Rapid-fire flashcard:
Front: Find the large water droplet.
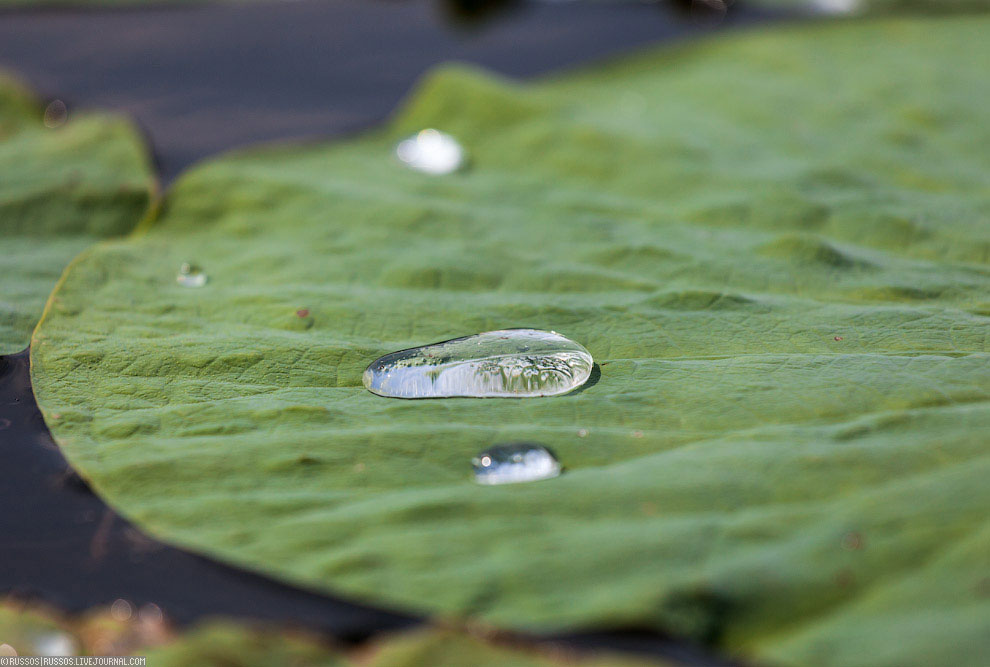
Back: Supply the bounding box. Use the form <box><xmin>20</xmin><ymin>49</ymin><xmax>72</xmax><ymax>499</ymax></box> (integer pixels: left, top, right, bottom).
<box><xmin>395</xmin><ymin>129</ymin><xmax>464</xmax><ymax>175</ymax></box>
<box><xmin>363</xmin><ymin>329</ymin><xmax>593</xmax><ymax>398</ymax></box>
<box><xmin>176</xmin><ymin>262</ymin><xmax>207</xmax><ymax>288</ymax></box>
<box><xmin>472</xmin><ymin>443</ymin><xmax>561</xmax><ymax>485</ymax></box>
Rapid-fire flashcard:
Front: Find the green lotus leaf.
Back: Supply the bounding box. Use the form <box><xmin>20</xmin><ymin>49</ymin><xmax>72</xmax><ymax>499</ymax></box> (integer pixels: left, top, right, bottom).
<box><xmin>32</xmin><ymin>16</ymin><xmax>990</xmax><ymax>667</ymax></box>
<box><xmin>364</xmin><ymin>630</ymin><xmax>666</xmax><ymax>667</ymax></box>
<box><xmin>0</xmin><ymin>72</ymin><xmax>155</xmax><ymax>354</ymax></box>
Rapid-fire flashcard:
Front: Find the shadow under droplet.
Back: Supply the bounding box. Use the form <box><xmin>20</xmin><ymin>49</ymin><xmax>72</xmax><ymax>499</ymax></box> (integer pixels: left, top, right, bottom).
<box><xmin>570</xmin><ymin>363</ymin><xmax>601</xmax><ymax>395</ymax></box>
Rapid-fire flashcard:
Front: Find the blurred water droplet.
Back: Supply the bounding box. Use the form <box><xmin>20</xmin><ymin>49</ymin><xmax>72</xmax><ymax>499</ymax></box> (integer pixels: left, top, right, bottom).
<box><xmin>43</xmin><ymin>100</ymin><xmax>67</xmax><ymax>128</ymax></box>
<box><xmin>0</xmin><ymin>644</ymin><xmax>17</xmax><ymax>657</ymax></box>
<box><xmin>472</xmin><ymin>443</ymin><xmax>560</xmax><ymax>485</ymax></box>
<box><xmin>813</xmin><ymin>0</ymin><xmax>859</xmax><ymax>14</ymax></box>
<box><xmin>176</xmin><ymin>263</ymin><xmax>207</xmax><ymax>288</ymax></box>
<box><xmin>363</xmin><ymin>329</ymin><xmax>593</xmax><ymax>398</ymax></box>
<box><xmin>577</xmin><ymin>428</ymin><xmax>589</xmax><ymax>438</ymax></box>
<box><xmin>395</xmin><ymin>129</ymin><xmax>464</xmax><ymax>175</ymax></box>
<box><xmin>138</xmin><ymin>602</ymin><xmax>163</xmax><ymax>624</ymax></box>
<box><xmin>110</xmin><ymin>598</ymin><xmax>133</xmax><ymax>621</ymax></box>
<box><xmin>33</xmin><ymin>632</ymin><xmax>78</xmax><ymax>657</ymax></box>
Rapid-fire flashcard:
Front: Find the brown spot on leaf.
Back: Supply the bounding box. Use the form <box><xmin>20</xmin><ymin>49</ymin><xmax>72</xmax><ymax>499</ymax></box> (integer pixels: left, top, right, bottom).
<box><xmin>841</xmin><ymin>531</ymin><xmax>864</xmax><ymax>550</ymax></box>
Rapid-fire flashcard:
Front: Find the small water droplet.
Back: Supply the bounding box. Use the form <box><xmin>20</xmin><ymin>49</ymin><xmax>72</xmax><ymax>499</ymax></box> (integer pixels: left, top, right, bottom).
<box><xmin>395</xmin><ymin>129</ymin><xmax>464</xmax><ymax>175</ymax></box>
<box><xmin>577</xmin><ymin>428</ymin><xmax>589</xmax><ymax>438</ymax></box>
<box><xmin>110</xmin><ymin>598</ymin><xmax>133</xmax><ymax>621</ymax></box>
<box><xmin>472</xmin><ymin>443</ymin><xmax>560</xmax><ymax>485</ymax></box>
<box><xmin>363</xmin><ymin>329</ymin><xmax>593</xmax><ymax>399</ymax></box>
<box><xmin>43</xmin><ymin>99</ymin><xmax>67</xmax><ymax>128</ymax></box>
<box><xmin>176</xmin><ymin>263</ymin><xmax>207</xmax><ymax>288</ymax></box>
<box><xmin>33</xmin><ymin>632</ymin><xmax>78</xmax><ymax>657</ymax></box>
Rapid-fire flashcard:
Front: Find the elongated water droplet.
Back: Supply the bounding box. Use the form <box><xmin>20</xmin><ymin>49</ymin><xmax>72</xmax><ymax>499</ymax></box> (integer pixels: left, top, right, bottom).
<box><xmin>363</xmin><ymin>329</ymin><xmax>593</xmax><ymax>398</ymax></box>
<box><xmin>472</xmin><ymin>443</ymin><xmax>560</xmax><ymax>485</ymax></box>
<box><xmin>176</xmin><ymin>262</ymin><xmax>207</xmax><ymax>288</ymax></box>
<box><xmin>395</xmin><ymin>129</ymin><xmax>464</xmax><ymax>175</ymax></box>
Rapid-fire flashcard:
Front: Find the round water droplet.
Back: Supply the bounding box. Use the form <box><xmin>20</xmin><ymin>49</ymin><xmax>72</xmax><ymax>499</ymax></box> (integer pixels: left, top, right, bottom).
<box><xmin>363</xmin><ymin>329</ymin><xmax>593</xmax><ymax>399</ymax></box>
<box><xmin>138</xmin><ymin>602</ymin><xmax>164</xmax><ymax>625</ymax></box>
<box><xmin>395</xmin><ymin>129</ymin><xmax>464</xmax><ymax>175</ymax></box>
<box><xmin>110</xmin><ymin>598</ymin><xmax>133</xmax><ymax>622</ymax></box>
<box><xmin>472</xmin><ymin>443</ymin><xmax>560</xmax><ymax>485</ymax></box>
<box><xmin>33</xmin><ymin>632</ymin><xmax>78</xmax><ymax>657</ymax></box>
<box><xmin>176</xmin><ymin>262</ymin><xmax>207</xmax><ymax>288</ymax></box>
<box><xmin>43</xmin><ymin>100</ymin><xmax>67</xmax><ymax>128</ymax></box>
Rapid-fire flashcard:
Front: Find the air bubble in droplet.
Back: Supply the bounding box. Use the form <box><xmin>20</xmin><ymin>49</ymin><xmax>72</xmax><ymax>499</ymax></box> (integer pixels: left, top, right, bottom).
<box><xmin>472</xmin><ymin>443</ymin><xmax>560</xmax><ymax>485</ymax></box>
<box><xmin>395</xmin><ymin>129</ymin><xmax>464</xmax><ymax>175</ymax></box>
<box><xmin>363</xmin><ymin>329</ymin><xmax>593</xmax><ymax>399</ymax></box>
<box><xmin>176</xmin><ymin>263</ymin><xmax>207</xmax><ymax>288</ymax></box>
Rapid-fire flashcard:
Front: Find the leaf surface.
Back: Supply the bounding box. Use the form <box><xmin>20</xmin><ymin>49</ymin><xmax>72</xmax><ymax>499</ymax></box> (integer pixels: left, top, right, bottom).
<box><xmin>32</xmin><ymin>17</ymin><xmax>990</xmax><ymax>667</ymax></box>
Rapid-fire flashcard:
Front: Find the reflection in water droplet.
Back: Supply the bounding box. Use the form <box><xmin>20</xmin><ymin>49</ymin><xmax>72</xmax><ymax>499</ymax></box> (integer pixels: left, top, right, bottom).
<box><xmin>176</xmin><ymin>263</ymin><xmax>207</xmax><ymax>288</ymax></box>
<box><xmin>363</xmin><ymin>329</ymin><xmax>593</xmax><ymax>398</ymax></box>
<box><xmin>33</xmin><ymin>633</ymin><xmax>78</xmax><ymax>657</ymax></box>
<box><xmin>472</xmin><ymin>443</ymin><xmax>560</xmax><ymax>485</ymax></box>
<box><xmin>43</xmin><ymin>100</ymin><xmax>67</xmax><ymax>128</ymax></box>
<box><xmin>395</xmin><ymin>129</ymin><xmax>464</xmax><ymax>175</ymax></box>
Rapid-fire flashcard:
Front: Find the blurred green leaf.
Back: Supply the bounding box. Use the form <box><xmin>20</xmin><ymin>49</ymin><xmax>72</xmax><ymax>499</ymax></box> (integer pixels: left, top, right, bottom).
<box><xmin>0</xmin><ymin>72</ymin><xmax>155</xmax><ymax>354</ymax></box>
